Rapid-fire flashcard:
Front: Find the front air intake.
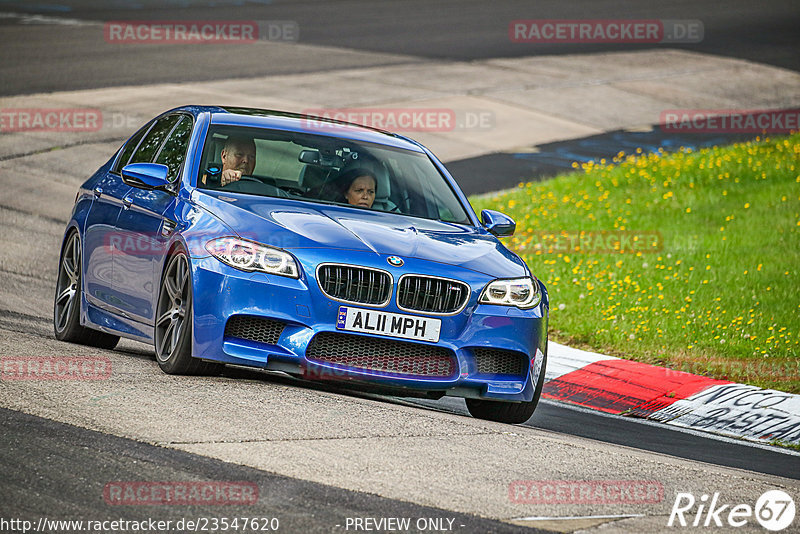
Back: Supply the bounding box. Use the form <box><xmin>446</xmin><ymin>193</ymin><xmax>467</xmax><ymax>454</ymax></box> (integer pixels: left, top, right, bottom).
<box><xmin>224</xmin><ymin>315</ymin><xmax>285</xmax><ymax>345</ymax></box>
<box><xmin>306</xmin><ymin>331</ymin><xmax>457</xmax><ymax>378</ymax></box>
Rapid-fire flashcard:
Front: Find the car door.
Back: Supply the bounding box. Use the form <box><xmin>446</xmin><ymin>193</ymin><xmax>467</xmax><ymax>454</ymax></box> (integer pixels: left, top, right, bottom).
<box><xmin>82</xmin><ymin>121</ymin><xmax>151</xmax><ymax>313</ymax></box>
<box><xmin>112</xmin><ymin>114</ymin><xmax>192</xmax><ymax>325</ymax></box>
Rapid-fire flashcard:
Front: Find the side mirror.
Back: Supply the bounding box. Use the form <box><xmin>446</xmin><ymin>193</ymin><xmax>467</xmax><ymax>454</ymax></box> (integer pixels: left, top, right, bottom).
<box><xmin>121</xmin><ymin>163</ymin><xmax>171</xmax><ymax>190</ymax></box>
<box><xmin>481</xmin><ymin>209</ymin><xmax>516</xmax><ymax>237</ymax></box>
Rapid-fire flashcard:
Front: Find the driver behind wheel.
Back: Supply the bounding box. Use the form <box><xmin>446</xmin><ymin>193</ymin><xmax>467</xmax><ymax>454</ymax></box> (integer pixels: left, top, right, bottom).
<box><xmin>220</xmin><ymin>135</ymin><xmax>256</xmax><ymax>187</ymax></box>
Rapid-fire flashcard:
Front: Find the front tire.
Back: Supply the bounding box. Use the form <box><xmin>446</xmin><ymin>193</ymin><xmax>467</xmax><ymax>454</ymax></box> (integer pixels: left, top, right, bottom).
<box><xmin>154</xmin><ymin>249</ymin><xmax>219</xmax><ymax>375</ymax></box>
<box><xmin>53</xmin><ymin>230</ymin><xmax>119</xmax><ymax>349</ymax></box>
<box><xmin>466</xmin><ymin>346</ymin><xmax>547</xmax><ymax>424</ymax></box>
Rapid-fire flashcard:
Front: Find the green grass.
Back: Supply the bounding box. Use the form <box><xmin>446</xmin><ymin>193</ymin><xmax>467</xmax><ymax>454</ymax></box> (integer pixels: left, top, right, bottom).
<box><xmin>470</xmin><ymin>135</ymin><xmax>800</xmax><ymax>393</ymax></box>
<box><xmin>770</xmin><ymin>439</ymin><xmax>800</xmax><ymax>452</ymax></box>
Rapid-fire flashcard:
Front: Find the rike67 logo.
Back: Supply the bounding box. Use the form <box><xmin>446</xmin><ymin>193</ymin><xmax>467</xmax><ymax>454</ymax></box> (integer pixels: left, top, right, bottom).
<box><xmin>668</xmin><ymin>490</ymin><xmax>795</xmax><ymax>531</ymax></box>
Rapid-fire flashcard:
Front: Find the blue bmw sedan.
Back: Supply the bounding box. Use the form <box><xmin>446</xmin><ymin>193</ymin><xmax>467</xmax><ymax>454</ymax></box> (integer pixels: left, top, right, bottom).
<box><xmin>54</xmin><ymin>106</ymin><xmax>549</xmax><ymax>423</ymax></box>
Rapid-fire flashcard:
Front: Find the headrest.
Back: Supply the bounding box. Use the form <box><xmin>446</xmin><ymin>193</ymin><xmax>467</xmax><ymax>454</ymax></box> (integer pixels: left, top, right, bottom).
<box><xmin>209</xmin><ymin>138</ymin><xmax>224</xmax><ymax>163</ymax></box>
<box><xmin>299</xmin><ymin>164</ymin><xmax>328</xmax><ymax>189</ymax></box>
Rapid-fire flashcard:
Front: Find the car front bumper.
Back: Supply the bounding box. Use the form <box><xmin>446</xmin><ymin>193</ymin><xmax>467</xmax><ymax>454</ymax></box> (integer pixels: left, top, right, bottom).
<box><xmin>190</xmin><ymin>251</ymin><xmax>548</xmax><ymax>402</ymax></box>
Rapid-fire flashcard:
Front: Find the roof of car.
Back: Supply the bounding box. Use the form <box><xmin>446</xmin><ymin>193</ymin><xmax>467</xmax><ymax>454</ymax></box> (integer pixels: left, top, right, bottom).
<box><xmin>173</xmin><ymin>105</ymin><xmax>426</xmax><ymax>152</ymax></box>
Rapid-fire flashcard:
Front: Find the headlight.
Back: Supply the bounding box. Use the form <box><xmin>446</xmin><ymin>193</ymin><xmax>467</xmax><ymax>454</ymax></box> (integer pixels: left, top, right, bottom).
<box><xmin>205</xmin><ymin>237</ymin><xmax>299</xmax><ymax>278</ymax></box>
<box><xmin>479</xmin><ymin>277</ymin><xmax>541</xmax><ymax>308</ymax></box>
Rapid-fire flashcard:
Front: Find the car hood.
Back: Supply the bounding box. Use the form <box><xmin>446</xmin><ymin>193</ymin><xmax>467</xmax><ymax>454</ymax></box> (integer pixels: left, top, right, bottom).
<box><xmin>195</xmin><ymin>192</ymin><xmax>527</xmax><ymax>278</ymax></box>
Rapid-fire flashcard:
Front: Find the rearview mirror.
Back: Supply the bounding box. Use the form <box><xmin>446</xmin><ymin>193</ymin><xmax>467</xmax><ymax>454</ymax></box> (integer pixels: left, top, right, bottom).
<box><xmin>481</xmin><ymin>209</ymin><xmax>516</xmax><ymax>237</ymax></box>
<box><xmin>298</xmin><ymin>149</ymin><xmax>320</xmax><ymax>164</ymax></box>
<box><xmin>121</xmin><ymin>163</ymin><xmax>171</xmax><ymax>190</ymax></box>
<box><xmin>298</xmin><ymin>149</ymin><xmax>344</xmax><ymax>168</ymax></box>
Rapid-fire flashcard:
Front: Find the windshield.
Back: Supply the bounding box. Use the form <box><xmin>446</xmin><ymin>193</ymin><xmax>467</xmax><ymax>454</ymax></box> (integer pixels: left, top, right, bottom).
<box><xmin>197</xmin><ymin>126</ymin><xmax>471</xmax><ymax>224</ymax></box>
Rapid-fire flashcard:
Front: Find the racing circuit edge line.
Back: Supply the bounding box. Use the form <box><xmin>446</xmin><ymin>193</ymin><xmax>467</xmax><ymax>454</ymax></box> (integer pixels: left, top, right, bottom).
<box><xmin>545</xmin><ymin>342</ymin><xmax>800</xmax><ymax>448</ymax></box>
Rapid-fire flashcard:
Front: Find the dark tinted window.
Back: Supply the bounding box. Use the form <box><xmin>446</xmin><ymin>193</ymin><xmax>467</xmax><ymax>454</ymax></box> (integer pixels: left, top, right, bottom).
<box><xmin>113</xmin><ymin>122</ymin><xmax>152</xmax><ymax>173</ymax></box>
<box><xmin>129</xmin><ymin>114</ymin><xmax>181</xmax><ymax>165</ymax></box>
<box><xmin>155</xmin><ymin>116</ymin><xmax>193</xmax><ymax>182</ymax></box>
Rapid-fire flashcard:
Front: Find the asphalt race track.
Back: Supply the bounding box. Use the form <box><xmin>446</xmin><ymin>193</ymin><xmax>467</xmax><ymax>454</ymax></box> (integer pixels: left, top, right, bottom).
<box><xmin>0</xmin><ymin>407</ymin><xmax>545</xmax><ymax>534</ymax></box>
<box><xmin>0</xmin><ymin>0</ymin><xmax>798</xmax><ymax>95</ymax></box>
<box><xmin>1</xmin><ymin>2</ymin><xmax>800</xmax><ymax>533</ymax></box>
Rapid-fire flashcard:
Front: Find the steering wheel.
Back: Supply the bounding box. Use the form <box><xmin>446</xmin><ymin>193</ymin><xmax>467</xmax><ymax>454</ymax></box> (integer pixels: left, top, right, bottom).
<box><xmin>219</xmin><ymin>175</ymin><xmax>261</xmax><ymax>187</ymax></box>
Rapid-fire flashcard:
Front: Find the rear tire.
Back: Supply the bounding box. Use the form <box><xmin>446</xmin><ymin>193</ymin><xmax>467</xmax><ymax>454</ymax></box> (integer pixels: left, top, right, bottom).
<box><xmin>53</xmin><ymin>230</ymin><xmax>120</xmax><ymax>349</ymax></box>
<box><xmin>466</xmin><ymin>345</ymin><xmax>547</xmax><ymax>424</ymax></box>
<box><xmin>154</xmin><ymin>248</ymin><xmax>220</xmax><ymax>375</ymax></box>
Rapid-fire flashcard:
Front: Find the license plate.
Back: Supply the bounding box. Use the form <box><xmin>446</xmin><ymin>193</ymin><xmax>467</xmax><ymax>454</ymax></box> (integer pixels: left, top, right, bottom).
<box><xmin>336</xmin><ymin>306</ymin><xmax>441</xmax><ymax>343</ymax></box>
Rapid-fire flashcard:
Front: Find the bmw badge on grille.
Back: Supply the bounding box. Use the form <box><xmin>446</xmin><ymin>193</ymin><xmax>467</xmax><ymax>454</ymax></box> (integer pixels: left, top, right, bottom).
<box><xmin>387</xmin><ymin>256</ymin><xmax>404</xmax><ymax>267</ymax></box>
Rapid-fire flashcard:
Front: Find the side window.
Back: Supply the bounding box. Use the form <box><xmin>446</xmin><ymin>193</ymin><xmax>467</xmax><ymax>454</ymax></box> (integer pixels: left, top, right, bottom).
<box><xmin>154</xmin><ymin>116</ymin><xmax>193</xmax><ymax>182</ymax></box>
<box><xmin>129</xmin><ymin>114</ymin><xmax>181</xmax><ymax>165</ymax></box>
<box><xmin>113</xmin><ymin>122</ymin><xmax>152</xmax><ymax>173</ymax></box>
